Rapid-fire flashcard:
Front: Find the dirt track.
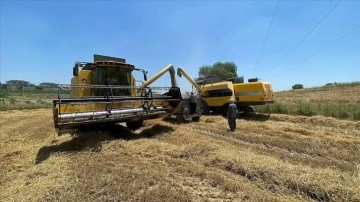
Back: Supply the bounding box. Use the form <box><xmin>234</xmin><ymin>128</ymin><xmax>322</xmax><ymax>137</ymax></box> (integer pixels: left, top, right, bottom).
<box><xmin>1</xmin><ymin>109</ymin><xmax>359</xmax><ymax>201</ymax></box>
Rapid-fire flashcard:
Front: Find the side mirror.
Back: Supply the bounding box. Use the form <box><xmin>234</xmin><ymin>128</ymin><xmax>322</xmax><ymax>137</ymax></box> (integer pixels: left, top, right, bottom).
<box><xmin>143</xmin><ymin>71</ymin><xmax>148</xmax><ymax>81</ymax></box>
<box><xmin>177</xmin><ymin>68</ymin><xmax>182</xmax><ymax>77</ymax></box>
<box><xmin>73</xmin><ymin>66</ymin><xmax>79</xmax><ymax>76</ymax></box>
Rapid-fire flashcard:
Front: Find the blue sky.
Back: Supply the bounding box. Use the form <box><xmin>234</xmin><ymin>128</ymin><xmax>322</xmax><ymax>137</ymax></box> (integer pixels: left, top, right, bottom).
<box><xmin>1</xmin><ymin>0</ymin><xmax>359</xmax><ymax>92</ymax></box>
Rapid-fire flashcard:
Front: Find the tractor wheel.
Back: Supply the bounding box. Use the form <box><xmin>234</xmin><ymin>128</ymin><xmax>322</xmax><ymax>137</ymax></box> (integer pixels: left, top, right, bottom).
<box><xmin>126</xmin><ymin>120</ymin><xmax>144</xmax><ymax>130</ymax></box>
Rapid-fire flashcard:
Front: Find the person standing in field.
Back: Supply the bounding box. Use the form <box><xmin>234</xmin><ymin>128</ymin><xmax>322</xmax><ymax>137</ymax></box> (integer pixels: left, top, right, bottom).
<box><xmin>190</xmin><ymin>92</ymin><xmax>197</xmax><ymax>114</ymax></box>
<box><xmin>227</xmin><ymin>99</ymin><xmax>238</xmax><ymax>132</ymax></box>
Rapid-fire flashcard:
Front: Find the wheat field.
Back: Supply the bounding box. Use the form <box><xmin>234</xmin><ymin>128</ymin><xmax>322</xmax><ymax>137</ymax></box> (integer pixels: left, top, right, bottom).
<box><xmin>257</xmin><ymin>83</ymin><xmax>360</xmax><ymax>120</ymax></box>
<box><xmin>1</xmin><ymin>108</ymin><xmax>359</xmax><ymax>201</ymax></box>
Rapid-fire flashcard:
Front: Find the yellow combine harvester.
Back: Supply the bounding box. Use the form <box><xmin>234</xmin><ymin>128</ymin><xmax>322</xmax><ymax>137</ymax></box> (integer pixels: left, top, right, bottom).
<box><xmin>52</xmin><ymin>54</ymin><xmax>202</xmax><ymax>133</ymax></box>
<box><xmin>177</xmin><ymin>67</ymin><xmax>274</xmax><ymax>115</ymax></box>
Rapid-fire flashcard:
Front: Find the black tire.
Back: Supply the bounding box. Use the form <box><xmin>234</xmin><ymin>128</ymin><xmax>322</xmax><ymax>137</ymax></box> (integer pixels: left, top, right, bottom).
<box><xmin>191</xmin><ymin>116</ymin><xmax>200</xmax><ymax>122</ymax></box>
<box><xmin>244</xmin><ymin>106</ymin><xmax>256</xmax><ymax>113</ymax></box>
<box><xmin>220</xmin><ymin>105</ymin><xmax>229</xmax><ymax>117</ymax></box>
<box><xmin>200</xmin><ymin>99</ymin><xmax>209</xmax><ymax>115</ymax></box>
<box><xmin>126</xmin><ymin>120</ymin><xmax>144</xmax><ymax>130</ymax></box>
<box><xmin>176</xmin><ymin>113</ymin><xmax>186</xmax><ymax>123</ymax></box>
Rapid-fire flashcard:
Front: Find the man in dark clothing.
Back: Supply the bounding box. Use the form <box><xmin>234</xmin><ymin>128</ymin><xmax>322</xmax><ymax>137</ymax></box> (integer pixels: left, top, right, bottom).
<box><xmin>227</xmin><ymin>99</ymin><xmax>238</xmax><ymax>132</ymax></box>
<box><xmin>190</xmin><ymin>92</ymin><xmax>197</xmax><ymax>114</ymax></box>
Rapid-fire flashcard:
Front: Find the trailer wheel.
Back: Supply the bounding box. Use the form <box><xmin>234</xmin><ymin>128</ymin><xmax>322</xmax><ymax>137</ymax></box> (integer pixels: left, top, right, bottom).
<box><xmin>126</xmin><ymin>120</ymin><xmax>144</xmax><ymax>130</ymax></box>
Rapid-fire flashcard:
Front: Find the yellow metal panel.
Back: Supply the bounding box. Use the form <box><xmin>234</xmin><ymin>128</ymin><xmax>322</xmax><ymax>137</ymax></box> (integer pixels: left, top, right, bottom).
<box><xmin>233</xmin><ymin>82</ymin><xmax>274</xmax><ymax>103</ymax></box>
<box><xmin>203</xmin><ymin>96</ymin><xmax>233</xmax><ymax>107</ymax></box>
<box><xmin>200</xmin><ymin>81</ymin><xmax>235</xmax><ymax>106</ymax></box>
<box><xmin>71</xmin><ymin>70</ymin><xmax>92</xmax><ymax>97</ymax></box>
<box><xmin>202</xmin><ymin>81</ymin><xmax>233</xmax><ymax>92</ymax></box>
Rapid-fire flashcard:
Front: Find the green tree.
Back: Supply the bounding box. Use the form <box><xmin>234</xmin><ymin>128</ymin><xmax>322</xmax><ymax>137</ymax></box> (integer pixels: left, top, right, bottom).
<box><xmin>292</xmin><ymin>84</ymin><xmax>304</xmax><ymax>90</ymax></box>
<box><xmin>198</xmin><ymin>61</ymin><xmax>244</xmax><ymax>83</ymax></box>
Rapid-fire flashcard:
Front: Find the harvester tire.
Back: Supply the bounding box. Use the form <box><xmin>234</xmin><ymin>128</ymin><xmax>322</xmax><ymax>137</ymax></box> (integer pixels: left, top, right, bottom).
<box><xmin>126</xmin><ymin>120</ymin><xmax>144</xmax><ymax>130</ymax></box>
<box><xmin>200</xmin><ymin>99</ymin><xmax>209</xmax><ymax>115</ymax></box>
<box><xmin>191</xmin><ymin>116</ymin><xmax>200</xmax><ymax>122</ymax></box>
<box><xmin>244</xmin><ymin>106</ymin><xmax>256</xmax><ymax>113</ymax></box>
<box><xmin>176</xmin><ymin>113</ymin><xmax>186</xmax><ymax>123</ymax></box>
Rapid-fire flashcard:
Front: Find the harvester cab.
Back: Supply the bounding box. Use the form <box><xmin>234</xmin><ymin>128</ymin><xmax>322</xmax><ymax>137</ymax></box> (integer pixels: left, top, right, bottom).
<box><xmin>52</xmin><ymin>54</ymin><xmax>202</xmax><ymax>134</ymax></box>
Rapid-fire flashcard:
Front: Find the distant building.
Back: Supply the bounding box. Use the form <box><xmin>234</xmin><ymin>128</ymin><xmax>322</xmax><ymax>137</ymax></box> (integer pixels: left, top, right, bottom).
<box><xmin>6</xmin><ymin>80</ymin><xmax>30</xmax><ymax>87</ymax></box>
<box><xmin>39</xmin><ymin>82</ymin><xmax>58</xmax><ymax>88</ymax></box>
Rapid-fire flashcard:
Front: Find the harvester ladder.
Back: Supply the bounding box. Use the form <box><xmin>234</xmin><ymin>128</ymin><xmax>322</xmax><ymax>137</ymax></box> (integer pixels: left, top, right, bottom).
<box><xmin>141</xmin><ymin>87</ymin><xmax>154</xmax><ymax>112</ymax></box>
<box><xmin>104</xmin><ymin>86</ymin><xmax>115</xmax><ymax>116</ymax></box>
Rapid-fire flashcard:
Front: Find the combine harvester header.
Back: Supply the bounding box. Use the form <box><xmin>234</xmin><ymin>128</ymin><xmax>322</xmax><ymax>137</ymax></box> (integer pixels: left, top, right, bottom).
<box><xmin>53</xmin><ymin>54</ymin><xmax>203</xmax><ymax>134</ymax></box>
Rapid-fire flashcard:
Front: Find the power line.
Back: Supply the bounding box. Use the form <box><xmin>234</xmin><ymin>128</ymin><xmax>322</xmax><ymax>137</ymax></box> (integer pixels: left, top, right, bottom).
<box><xmin>252</xmin><ymin>0</ymin><xmax>280</xmax><ymax>76</ymax></box>
<box><xmin>270</xmin><ymin>0</ymin><xmax>342</xmax><ymax>71</ymax></box>
<box><xmin>298</xmin><ymin>24</ymin><xmax>360</xmax><ymax>66</ymax></box>
<box><xmin>267</xmin><ymin>24</ymin><xmax>359</xmax><ymax>80</ymax></box>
